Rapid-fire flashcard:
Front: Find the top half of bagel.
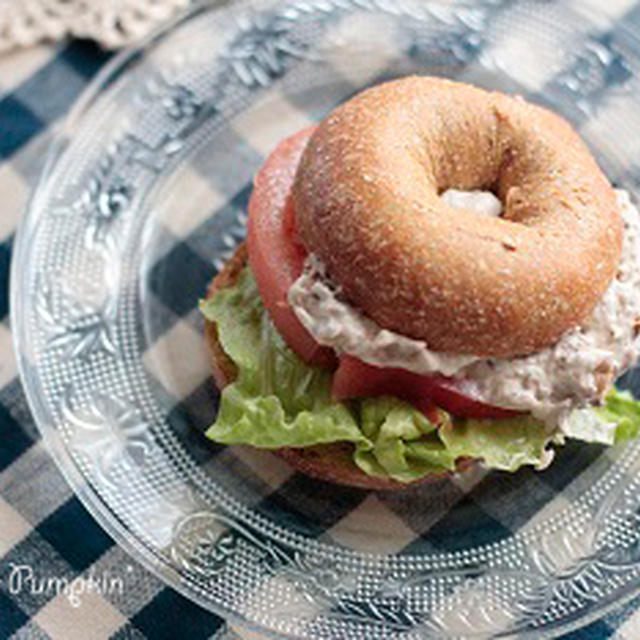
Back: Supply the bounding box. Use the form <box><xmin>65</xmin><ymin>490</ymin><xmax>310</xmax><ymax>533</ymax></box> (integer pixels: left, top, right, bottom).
<box><xmin>293</xmin><ymin>76</ymin><xmax>623</xmax><ymax>358</ymax></box>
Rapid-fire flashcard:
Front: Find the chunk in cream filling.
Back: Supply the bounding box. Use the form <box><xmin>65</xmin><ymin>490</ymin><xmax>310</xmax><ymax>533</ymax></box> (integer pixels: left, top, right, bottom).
<box><xmin>287</xmin><ymin>189</ymin><xmax>640</xmax><ymax>430</ymax></box>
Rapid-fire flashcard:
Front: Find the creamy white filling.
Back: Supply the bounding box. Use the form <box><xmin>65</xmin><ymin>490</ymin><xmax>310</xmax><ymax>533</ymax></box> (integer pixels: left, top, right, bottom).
<box><xmin>287</xmin><ymin>189</ymin><xmax>640</xmax><ymax>429</ymax></box>
<box><xmin>440</xmin><ymin>188</ymin><xmax>503</xmax><ymax>217</ymax></box>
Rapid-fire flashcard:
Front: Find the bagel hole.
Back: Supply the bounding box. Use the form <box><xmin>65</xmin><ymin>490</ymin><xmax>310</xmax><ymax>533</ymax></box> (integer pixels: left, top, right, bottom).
<box><xmin>439</xmin><ymin>186</ymin><xmax>504</xmax><ymax>218</ymax></box>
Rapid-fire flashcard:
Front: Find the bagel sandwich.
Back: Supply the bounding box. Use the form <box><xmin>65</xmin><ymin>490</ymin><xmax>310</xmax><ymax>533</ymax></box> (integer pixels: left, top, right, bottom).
<box><xmin>200</xmin><ymin>77</ymin><xmax>640</xmax><ymax>488</ymax></box>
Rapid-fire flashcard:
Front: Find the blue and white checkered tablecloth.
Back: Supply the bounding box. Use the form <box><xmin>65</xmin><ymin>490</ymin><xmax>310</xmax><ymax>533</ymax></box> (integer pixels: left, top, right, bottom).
<box><xmin>0</xmin><ymin>39</ymin><xmax>238</xmax><ymax>640</ymax></box>
<box><xmin>4</xmin><ymin>5</ymin><xmax>640</xmax><ymax>639</ymax></box>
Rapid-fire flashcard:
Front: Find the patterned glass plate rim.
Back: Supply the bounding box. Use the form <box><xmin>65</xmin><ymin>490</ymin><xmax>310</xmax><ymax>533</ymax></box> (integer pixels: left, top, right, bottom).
<box><xmin>11</xmin><ymin>0</ymin><xmax>640</xmax><ymax>637</ymax></box>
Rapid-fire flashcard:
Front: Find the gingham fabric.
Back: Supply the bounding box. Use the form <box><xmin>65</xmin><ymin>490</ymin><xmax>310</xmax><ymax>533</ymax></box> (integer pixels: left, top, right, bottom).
<box><xmin>0</xmin><ymin>39</ymin><xmax>237</xmax><ymax>640</ymax></box>
<box><xmin>4</xmin><ymin>4</ymin><xmax>640</xmax><ymax>639</ymax></box>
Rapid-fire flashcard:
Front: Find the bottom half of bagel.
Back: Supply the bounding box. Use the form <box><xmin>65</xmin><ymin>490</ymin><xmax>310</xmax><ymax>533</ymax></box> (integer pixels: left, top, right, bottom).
<box><xmin>203</xmin><ymin>242</ymin><xmax>472</xmax><ymax>490</ymax></box>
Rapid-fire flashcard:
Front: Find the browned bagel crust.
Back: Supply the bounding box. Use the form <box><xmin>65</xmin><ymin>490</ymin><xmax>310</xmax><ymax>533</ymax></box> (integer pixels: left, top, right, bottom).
<box><xmin>204</xmin><ymin>243</ymin><xmax>471</xmax><ymax>489</ymax></box>
<box><xmin>293</xmin><ymin>76</ymin><xmax>623</xmax><ymax>358</ymax></box>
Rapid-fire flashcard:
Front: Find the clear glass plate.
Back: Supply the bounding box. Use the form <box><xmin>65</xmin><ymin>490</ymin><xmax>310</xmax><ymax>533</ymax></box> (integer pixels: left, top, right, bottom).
<box><xmin>12</xmin><ymin>0</ymin><xmax>640</xmax><ymax>637</ymax></box>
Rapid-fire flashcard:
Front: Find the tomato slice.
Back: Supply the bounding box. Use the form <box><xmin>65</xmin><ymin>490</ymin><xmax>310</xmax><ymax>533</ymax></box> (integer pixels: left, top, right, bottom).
<box><xmin>247</xmin><ymin>127</ymin><xmax>336</xmax><ymax>368</ymax></box>
<box><xmin>333</xmin><ymin>355</ymin><xmax>522</xmax><ymax>419</ymax></box>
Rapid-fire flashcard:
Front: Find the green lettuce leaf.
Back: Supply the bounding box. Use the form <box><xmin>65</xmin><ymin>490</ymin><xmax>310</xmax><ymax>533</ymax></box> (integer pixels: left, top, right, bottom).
<box><xmin>200</xmin><ymin>268</ymin><xmax>365</xmax><ymax>449</ymax></box>
<box><xmin>353</xmin><ymin>398</ymin><xmax>457</xmax><ymax>482</ymax></box>
<box><xmin>200</xmin><ymin>266</ymin><xmax>639</xmax><ymax>482</ymax></box>
<box><xmin>564</xmin><ymin>389</ymin><xmax>640</xmax><ymax>446</ymax></box>
<box><xmin>440</xmin><ymin>415</ymin><xmax>551</xmax><ymax>472</ymax></box>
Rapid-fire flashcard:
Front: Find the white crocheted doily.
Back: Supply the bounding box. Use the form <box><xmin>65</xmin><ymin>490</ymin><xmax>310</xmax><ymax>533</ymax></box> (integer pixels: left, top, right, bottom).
<box><xmin>0</xmin><ymin>0</ymin><xmax>189</xmax><ymax>52</ymax></box>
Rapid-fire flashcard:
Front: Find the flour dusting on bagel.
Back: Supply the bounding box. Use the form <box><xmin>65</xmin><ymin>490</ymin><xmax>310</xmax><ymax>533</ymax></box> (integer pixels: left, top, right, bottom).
<box><xmin>200</xmin><ymin>76</ymin><xmax>640</xmax><ymax>488</ymax></box>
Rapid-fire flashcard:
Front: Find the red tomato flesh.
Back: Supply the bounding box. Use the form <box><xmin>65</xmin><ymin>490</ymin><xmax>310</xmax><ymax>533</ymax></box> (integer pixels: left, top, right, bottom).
<box><xmin>247</xmin><ymin>127</ymin><xmax>335</xmax><ymax>368</ymax></box>
<box><xmin>332</xmin><ymin>355</ymin><xmax>521</xmax><ymax>420</ymax></box>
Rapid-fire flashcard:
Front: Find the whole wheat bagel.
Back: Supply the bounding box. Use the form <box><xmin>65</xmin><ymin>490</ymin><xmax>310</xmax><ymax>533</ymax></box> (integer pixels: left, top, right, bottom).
<box><xmin>204</xmin><ymin>243</ymin><xmax>471</xmax><ymax>489</ymax></box>
<box><xmin>293</xmin><ymin>76</ymin><xmax>623</xmax><ymax>357</ymax></box>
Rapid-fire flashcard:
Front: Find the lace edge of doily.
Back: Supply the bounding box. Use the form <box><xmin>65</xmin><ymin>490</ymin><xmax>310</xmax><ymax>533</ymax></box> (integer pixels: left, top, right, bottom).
<box><xmin>0</xmin><ymin>0</ymin><xmax>190</xmax><ymax>52</ymax></box>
